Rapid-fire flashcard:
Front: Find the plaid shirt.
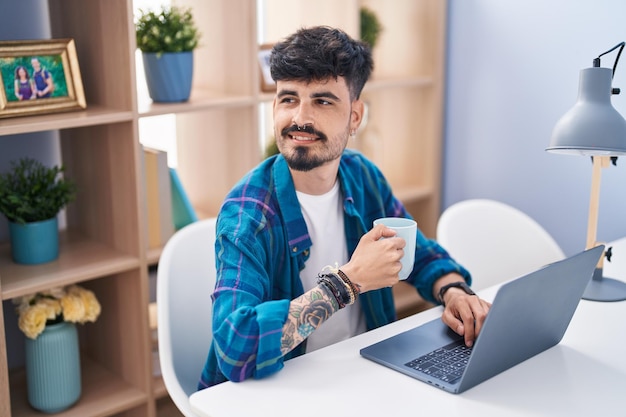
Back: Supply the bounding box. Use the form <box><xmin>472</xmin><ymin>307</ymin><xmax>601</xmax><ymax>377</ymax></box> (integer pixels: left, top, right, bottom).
<box><xmin>198</xmin><ymin>149</ymin><xmax>470</xmax><ymax>389</ymax></box>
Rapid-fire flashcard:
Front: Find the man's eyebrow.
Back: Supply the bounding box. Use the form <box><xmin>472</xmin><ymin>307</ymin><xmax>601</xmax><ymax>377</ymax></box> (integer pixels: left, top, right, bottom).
<box><xmin>276</xmin><ymin>89</ymin><xmax>297</xmax><ymax>99</ymax></box>
<box><xmin>311</xmin><ymin>91</ymin><xmax>341</xmax><ymax>101</ymax></box>
<box><xmin>276</xmin><ymin>89</ymin><xmax>341</xmax><ymax>102</ymax></box>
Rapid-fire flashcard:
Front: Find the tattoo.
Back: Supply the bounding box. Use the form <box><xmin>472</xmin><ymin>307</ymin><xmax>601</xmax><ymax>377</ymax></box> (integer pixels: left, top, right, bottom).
<box><xmin>280</xmin><ymin>285</ymin><xmax>339</xmax><ymax>355</ymax></box>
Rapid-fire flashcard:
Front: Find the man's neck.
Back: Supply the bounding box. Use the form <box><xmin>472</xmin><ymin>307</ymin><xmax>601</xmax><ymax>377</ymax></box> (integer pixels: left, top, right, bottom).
<box><xmin>290</xmin><ymin>159</ymin><xmax>340</xmax><ymax>195</ymax></box>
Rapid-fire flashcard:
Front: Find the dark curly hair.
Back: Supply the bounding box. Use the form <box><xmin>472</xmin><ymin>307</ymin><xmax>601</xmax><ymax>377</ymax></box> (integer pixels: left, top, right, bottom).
<box><xmin>269</xmin><ymin>26</ymin><xmax>373</xmax><ymax>100</ymax></box>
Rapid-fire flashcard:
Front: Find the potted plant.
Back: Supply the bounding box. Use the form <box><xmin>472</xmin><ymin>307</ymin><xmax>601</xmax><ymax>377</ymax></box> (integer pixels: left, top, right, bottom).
<box><xmin>136</xmin><ymin>5</ymin><xmax>201</xmax><ymax>102</ymax></box>
<box><xmin>360</xmin><ymin>6</ymin><xmax>383</xmax><ymax>49</ymax></box>
<box><xmin>15</xmin><ymin>284</ymin><xmax>101</xmax><ymax>412</ymax></box>
<box><xmin>0</xmin><ymin>157</ymin><xmax>76</xmax><ymax>264</ymax></box>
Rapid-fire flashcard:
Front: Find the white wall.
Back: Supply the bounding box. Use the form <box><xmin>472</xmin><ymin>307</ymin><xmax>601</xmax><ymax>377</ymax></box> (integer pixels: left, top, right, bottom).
<box><xmin>444</xmin><ymin>0</ymin><xmax>626</xmax><ymax>256</ymax></box>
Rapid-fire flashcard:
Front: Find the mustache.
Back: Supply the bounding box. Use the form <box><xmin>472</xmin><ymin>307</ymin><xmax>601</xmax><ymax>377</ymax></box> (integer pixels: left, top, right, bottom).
<box><xmin>281</xmin><ymin>124</ymin><xmax>327</xmax><ymax>140</ymax></box>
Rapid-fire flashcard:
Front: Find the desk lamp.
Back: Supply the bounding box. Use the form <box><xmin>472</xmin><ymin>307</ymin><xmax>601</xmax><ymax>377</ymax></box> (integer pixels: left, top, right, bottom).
<box><xmin>547</xmin><ymin>41</ymin><xmax>626</xmax><ymax>301</ymax></box>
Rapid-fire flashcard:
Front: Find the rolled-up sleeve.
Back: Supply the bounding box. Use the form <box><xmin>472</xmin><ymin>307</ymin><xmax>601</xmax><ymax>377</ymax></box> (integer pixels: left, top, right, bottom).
<box><xmin>211</xmin><ymin>224</ymin><xmax>291</xmax><ymax>382</ymax></box>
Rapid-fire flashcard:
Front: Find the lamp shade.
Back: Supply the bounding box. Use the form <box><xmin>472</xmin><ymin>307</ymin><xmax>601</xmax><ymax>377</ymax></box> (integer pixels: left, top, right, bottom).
<box><xmin>547</xmin><ymin>67</ymin><xmax>626</xmax><ymax>156</ymax></box>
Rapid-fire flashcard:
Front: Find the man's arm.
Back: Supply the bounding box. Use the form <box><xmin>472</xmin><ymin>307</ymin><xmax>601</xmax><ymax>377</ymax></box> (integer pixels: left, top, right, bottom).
<box><xmin>37</xmin><ymin>71</ymin><xmax>53</xmax><ymax>96</ymax></box>
<box><xmin>280</xmin><ymin>284</ymin><xmax>339</xmax><ymax>354</ymax></box>
<box><xmin>280</xmin><ymin>224</ymin><xmax>405</xmax><ymax>355</ymax></box>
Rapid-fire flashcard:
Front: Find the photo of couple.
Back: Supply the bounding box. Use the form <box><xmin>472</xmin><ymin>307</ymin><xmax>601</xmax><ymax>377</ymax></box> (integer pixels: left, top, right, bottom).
<box><xmin>1</xmin><ymin>55</ymin><xmax>67</xmax><ymax>102</ymax></box>
<box><xmin>0</xmin><ymin>38</ymin><xmax>85</xmax><ymax>119</ymax></box>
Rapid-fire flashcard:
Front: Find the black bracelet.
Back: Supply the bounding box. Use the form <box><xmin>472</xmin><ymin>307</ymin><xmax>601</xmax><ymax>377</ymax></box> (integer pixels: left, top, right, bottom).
<box><xmin>330</xmin><ymin>272</ymin><xmax>355</xmax><ymax>305</ymax></box>
<box><xmin>317</xmin><ymin>273</ymin><xmax>353</xmax><ymax>308</ymax></box>
<box><xmin>438</xmin><ymin>281</ymin><xmax>476</xmax><ymax>307</ymax></box>
<box><xmin>317</xmin><ymin>278</ymin><xmax>344</xmax><ymax>309</ymax></box>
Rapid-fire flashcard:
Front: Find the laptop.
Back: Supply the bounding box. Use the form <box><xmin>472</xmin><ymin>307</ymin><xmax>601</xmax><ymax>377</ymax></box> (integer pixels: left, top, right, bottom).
<box><xmin>360</xmin><ymin>245</ymin><xmax>604</xmax><ymax>394</ymax></box>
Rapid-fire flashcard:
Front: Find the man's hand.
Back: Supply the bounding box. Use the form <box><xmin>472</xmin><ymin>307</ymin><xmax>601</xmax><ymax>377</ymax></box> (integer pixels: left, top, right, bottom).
<box><xmin>434</xmin><ymin>273</ymin><xmax>491</xmax><ymax>347</ymax></box>
<box><xmin>441</xmin><ymin>288</ymin><xmax>491</xmax><ymax>347</ymax></box>
<box><xmin>340</xmin><ymin>224</ymin><xmax>406</xmax><ymax>293</ymax></box>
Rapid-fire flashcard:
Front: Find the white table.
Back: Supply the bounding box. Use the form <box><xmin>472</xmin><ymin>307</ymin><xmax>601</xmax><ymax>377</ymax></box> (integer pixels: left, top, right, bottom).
<box><xmin>190</xmin><ymin>240</ymin><xmax>626</xmax><ymax>417</ymax></box>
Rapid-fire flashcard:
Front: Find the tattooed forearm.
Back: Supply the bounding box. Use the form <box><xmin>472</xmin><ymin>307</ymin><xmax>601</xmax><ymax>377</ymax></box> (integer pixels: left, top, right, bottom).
<box><xmin>280</xmin><ymin>284</ymin><xmax>339</xmax><ymax>355</ymax></box>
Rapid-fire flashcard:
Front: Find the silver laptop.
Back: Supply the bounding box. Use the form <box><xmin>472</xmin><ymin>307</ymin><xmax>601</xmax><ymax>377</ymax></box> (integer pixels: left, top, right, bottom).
<box><xmin>360</xmin><ymin>245</ymin><xmax>603</xmax><ymax>394</ymax></box>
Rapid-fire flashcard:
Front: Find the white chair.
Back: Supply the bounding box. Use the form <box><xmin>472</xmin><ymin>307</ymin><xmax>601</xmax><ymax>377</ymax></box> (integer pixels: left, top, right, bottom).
<box><xmin>436</xmin><ymin>199</ymin><xmax>565</xmax><ymax>290</ymax></box>
<box><xmin>157</xmin><ymin>218</ymin><xmax>217</xmax><ymax>417</ymax></box>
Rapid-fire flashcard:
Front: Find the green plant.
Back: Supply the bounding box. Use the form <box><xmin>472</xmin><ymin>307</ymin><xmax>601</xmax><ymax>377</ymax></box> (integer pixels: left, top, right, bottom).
<box><xmin>360</xmin><ymin>7</ymin><xmax>383</xmax><ymax>49</ymax></box>
<box><xmin>135</xmin><ymin>5</ymin><xmax>201</xmax><ymax>54</ymax></box>
<box><xmin>264</xmin><ymin>137</ymin><xmax>279</xmax><ymax>159</ymax></box>
<box><xmin>0</xmin><ymin>157</ymin><xmax>77</xmax><ymax>225</ymax></box>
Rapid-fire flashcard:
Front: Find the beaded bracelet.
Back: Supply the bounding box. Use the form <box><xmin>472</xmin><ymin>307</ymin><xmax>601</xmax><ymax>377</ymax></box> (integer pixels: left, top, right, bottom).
<box><xmin>336</xmin><ymin>269</ymin><xmax>360</xmax><ymax>297</ymax></box>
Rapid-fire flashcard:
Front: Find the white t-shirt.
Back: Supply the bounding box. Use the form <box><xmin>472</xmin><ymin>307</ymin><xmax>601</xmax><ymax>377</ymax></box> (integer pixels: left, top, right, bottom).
<box><xmin>296</xmin><ymin>180</ymin><xmax>367</xmax><ymax>353</ymax></box>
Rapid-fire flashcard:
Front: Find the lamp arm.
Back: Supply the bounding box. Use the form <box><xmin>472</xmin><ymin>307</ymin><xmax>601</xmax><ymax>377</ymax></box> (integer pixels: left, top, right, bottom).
<box><xmin>586</xmin><ymin>156</ymin><xmax>611</xmax><ymax>267</ymax></box>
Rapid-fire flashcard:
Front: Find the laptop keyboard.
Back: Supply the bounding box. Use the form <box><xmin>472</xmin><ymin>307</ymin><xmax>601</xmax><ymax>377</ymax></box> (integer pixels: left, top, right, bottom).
<box><xmin>404</xmin><ymin>340</ymin><xmax>473</xmax><ymax>384</ymax></box>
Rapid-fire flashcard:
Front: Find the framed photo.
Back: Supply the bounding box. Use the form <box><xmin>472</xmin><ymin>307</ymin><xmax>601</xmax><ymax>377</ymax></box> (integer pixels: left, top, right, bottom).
<box><xmin>0</xmin><ymin>38</ymin><xmax>86</xmax><ymax>119</ymax></box>
<box><xmin>258</xmin><ymin>43</ymin><xmax>276</xmax><ymax>93</ymax></box>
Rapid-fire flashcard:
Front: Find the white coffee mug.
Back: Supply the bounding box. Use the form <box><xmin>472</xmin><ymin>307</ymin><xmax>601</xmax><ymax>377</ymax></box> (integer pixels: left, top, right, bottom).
<box><xmin>373</xmin><ymin>217</ymin><xmax>417</xmax><ymax>280</ymax></box>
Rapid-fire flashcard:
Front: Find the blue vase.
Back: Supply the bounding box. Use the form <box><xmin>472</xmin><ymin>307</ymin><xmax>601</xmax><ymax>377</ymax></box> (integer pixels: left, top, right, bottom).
<box><xmin>8</xmin><ymin>217</ymin><xmax>59</xmax><ymax>265</ymax></box>
<box><xmin>142</xmin><ymin>52</ymin><xmax>194</xmax><ymax>102</ymax></box>
<box><xmin>25</xmin><ymin>321</ymin><xmax>82</xmax><ymax>413</ymax></box>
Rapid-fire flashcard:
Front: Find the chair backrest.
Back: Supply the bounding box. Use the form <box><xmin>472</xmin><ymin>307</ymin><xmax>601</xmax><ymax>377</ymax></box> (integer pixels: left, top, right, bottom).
<box><xmin>157</xmin><ymin>218</ymin><xmax>217</xmax><ymax>417</ymax></box>
<box><xmin>436</xmin><ymin>199</ymin><xmax>565</xmax><ymax>290</ymax></box>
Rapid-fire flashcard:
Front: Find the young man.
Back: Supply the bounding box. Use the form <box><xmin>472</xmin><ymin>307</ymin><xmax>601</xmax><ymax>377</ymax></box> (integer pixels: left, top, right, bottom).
<box><xmin>199</xmin><ymin>26</ymin><xmax>490</xmax><ymax>389</ymax></box>
<box><xmin>31</xmin><ymin>57</ymin><xmax>54</xmax><ymax>98</ymax></box>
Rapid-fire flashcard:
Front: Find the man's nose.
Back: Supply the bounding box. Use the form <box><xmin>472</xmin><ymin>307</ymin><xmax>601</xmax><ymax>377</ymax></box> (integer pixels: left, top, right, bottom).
<box><xmin>292</xmin><ymin>102</ymin><xmax>315</xmax><ymax>127</ymax></box>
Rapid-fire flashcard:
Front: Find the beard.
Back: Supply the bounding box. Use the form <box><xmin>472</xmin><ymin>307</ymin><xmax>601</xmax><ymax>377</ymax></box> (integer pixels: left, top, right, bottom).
<box><xmin>277</xmin><ymin>124</ymin><xmax>349</xmax><ymax>172</ymax></box>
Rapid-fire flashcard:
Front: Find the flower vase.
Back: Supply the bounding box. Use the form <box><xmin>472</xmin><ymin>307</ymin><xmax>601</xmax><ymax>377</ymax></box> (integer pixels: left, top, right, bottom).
<box><xmin>142</xmin><ymin>51</ymin><xmax>194</xmax><ymax>102</ymax></box>
<box><xmin>8</xmin><ymin>217</ymin><xmax>59</xmax><ymax>265</ymax></box>
<box><xmin>25</xmin><ymin>321</ymin><xmax>81</xmax><ymax>413</ymax></box>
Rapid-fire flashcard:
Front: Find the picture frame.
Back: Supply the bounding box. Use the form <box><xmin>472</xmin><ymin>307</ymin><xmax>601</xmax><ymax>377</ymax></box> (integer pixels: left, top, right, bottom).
<box><xmin>0</xmin><ymin>38</ymin><xmax>86</xmax><ymax>119</ymax></box>
<box><xmin>258</xmin><ymin>43</ymin><xmax>276</xmax><ymax>93</ymax></box>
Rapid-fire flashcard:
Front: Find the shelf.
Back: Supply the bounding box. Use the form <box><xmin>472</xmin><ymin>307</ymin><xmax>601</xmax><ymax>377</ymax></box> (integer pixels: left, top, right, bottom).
<box><xmin>393</xmin><ymin>185</ymin><xmax>434</xmax><ymax>205</ymax></box>
<box><xmin>9</xmin><ymin>356</ymin><xmax>147</xmax><ymax>417</ymax></box>
<box><xmin>0</xmin><ymin>231</ymin><xmax>140</xmax><ymax>300</ymax></box>
<box><xmin>153</xmin><ymin>375</ymin><xmax>168</xmax><ymax>399</ymax></box>
<box><xmin>138</xmin><ymin>89</ymin><xmax>257</xmax><ymax>118</ymax></box>
<box><xmin>147</xmin><ymin>247</ymin><xmax>163</xmax><ymax>266</ymax></box>
<box><xmin>0</xmin><ymin>106</ymin><xmax>134</xmax><ymax>137</ymax></box>
<box><xmin>364</xmin><ymin>75</ymin><xmax>434</xmax><ymax>92</ymax></box>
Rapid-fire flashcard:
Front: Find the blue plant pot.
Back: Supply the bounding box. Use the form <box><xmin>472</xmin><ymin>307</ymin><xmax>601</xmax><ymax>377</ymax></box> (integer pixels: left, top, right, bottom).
<box><xmin>25</xmin><ymin>321</ymin><xmax>82</xmax><ymax>413</ymax></box>
<box><xmin>8</xmin><ymin>217</ymin><xmax>59</xmax><ymax>265</ymax></box>
<box><xmin>142</xmin><ymin>52</ymin><xmax>194</xmax><ymax>102</ymax></box>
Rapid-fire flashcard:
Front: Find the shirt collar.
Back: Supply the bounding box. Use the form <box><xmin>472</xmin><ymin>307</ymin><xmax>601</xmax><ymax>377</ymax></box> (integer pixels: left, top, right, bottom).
<box><xmin>273</xmin><ymin>155</ymin><xmax>312</xmax><ymax>256</ymax></box>
<box><xmin>272</xmin><ymin>152</ymin><xmax>361</xmax><ymax>256</ymax></box>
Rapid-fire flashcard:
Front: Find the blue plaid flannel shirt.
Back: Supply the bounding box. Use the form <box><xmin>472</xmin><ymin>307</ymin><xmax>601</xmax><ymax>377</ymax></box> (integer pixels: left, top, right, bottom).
<box><xmin>198</xmin><ymin>149</ymin><xmax>470</xmax><ymax>389</ymax></box>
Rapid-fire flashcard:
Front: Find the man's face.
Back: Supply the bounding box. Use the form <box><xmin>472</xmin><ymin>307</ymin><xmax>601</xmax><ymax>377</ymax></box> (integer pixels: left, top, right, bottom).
<box><xmin>273</xmin><ymin>77</ymin><xmax>361</xmax><ymax>172</ymax></box>
<box><xmin>31</xmin><ymin>59</ymin><xmax>40</xmax><ymax>71</ymax></box>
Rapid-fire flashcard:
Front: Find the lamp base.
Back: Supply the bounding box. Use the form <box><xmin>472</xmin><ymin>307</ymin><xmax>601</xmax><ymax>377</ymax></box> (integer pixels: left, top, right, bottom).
<box><xmin>582</xmin><ymin>268</ymin><xmax>626</xmax><ymax>302</ymax></box>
